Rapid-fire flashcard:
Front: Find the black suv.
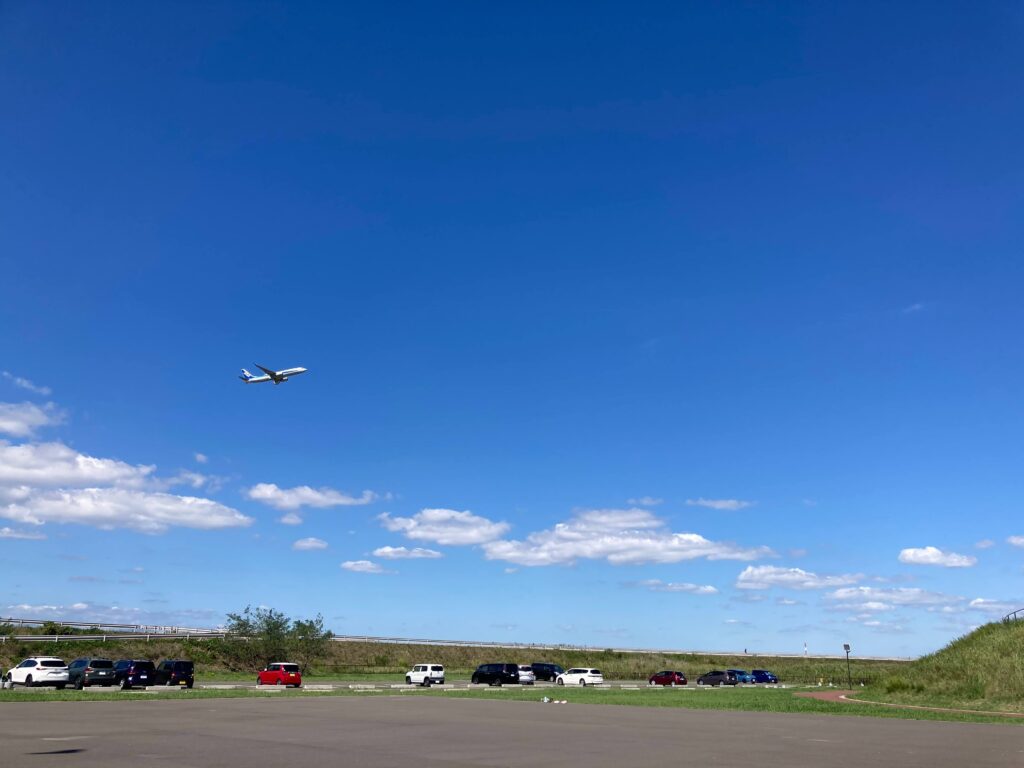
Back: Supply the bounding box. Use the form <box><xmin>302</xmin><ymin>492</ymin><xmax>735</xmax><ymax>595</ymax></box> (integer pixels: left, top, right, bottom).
<box><xmin>471</xmin><ymin>663</ymin><xmax>520</xmax><ymax>686</ymax></box>
<box><xmin>530</xmin><ymin>662</ymin><xmax>565</xmax><ymax>682</ymax></box>
<box><xmin>154</xmin><ymin>659</ymin><xmax>194</xmax><ymax>688</ymax></box>
<box><xmin>68</xmin><ymin>658</ymin><xmax>116</xmax><ymax>688</ymax></box>
<box><xmin>113</xmin><ymin>659</ymin><xmax>156</xmax><ymax>690</ymax></box>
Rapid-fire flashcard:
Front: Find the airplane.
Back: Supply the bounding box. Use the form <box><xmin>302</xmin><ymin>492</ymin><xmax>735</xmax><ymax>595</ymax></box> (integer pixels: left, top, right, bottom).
<box><xmin>239</xmin><ymin>364</ymin><xmax>308</xmax><ymax>385</ymax></box>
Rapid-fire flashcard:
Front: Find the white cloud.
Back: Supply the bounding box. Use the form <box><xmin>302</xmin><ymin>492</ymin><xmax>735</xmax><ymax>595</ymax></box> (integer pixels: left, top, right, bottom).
<box><xmin>0</xmin><ymin>526</ymin><xmax>46</xmax><ymax>540</ymax></box>
<box><xmin>827</xmin><ymin>586</ymin><xmax>961</xmax><ymax>613</ymax></box>
<box><xmin>341</xmin><ymin>560</ymin><xmax>385</xmax><ymax>574</ymax></box>
<box><xmin>278</xmin><ymin>512</ymin><xmax>303</xmax><ymax>525</ymax></box>
<box><xmin>898</xmin><ymin>546</ymin><xmax>976</xmax><ymax>568</ymax></box>
<box><xmin>1008</xmin><ymin>536</ymin><xmax>1024</xmax><ymax>548</ymax></box>
<box><xmin>635</xmin><ymin>579</ymin><xmax>718</xmax><ymax>595</ymax></box>
<box><xmin>2</xmin><ymin>372</ymin><xmax>52</xmax><ymax>396</ymax></box>
<box><xmin>0</xmin><ymin>403</ymin><xmax>64</xmax><ymax>438</ymax></box>
<box><xmin>626</xmin><ymin>496</ymin><xmax>663</xmax><ymax>506</ymax></box>
<box><xmin>736</xmin><ymin>565</ymin><xmax>861</xmax><ymax>590</ymax></box>
<box><xmin>481</xmin><ymin>508</ymin><xmax>773</xmax><ymax>567</ymax></box>
<box><xmin>246</xmin><ymin>483</ymin><xmax>378</xmax><ymax>510</ymax></box>
<box><xmin>194</xmin><ymin>453</ymin><xmax>208</xmax><ymax>464</ymax></box>
<box><xmin>372</xmin><ymin>545</ymin><xmax>443</xmax><ymax>560</ymax></box>
<box><xmin>1</xmin><ymin>487</ymin><xmax>252</xmax><ymax>534</ymax></box>
<box><xmin>776</xmin><ymin>597</ymin><xmax>802</xmax><ymax>606</ymax></box>
<box><xmin>0</xmin><ymin>440</ymin><xmax>154</xmax><ymax>488</ymax></box>
<box><xmin>967</xmin><ymin>598</ymin><xmax>1019</xmax><ymax>616</ymax></box>
<box><xmin>685</xmin><ymin>498</ymin><xmax>754</xmax><ymax>511</ymax></box>
<box><xmin>379</xmin><ymin>508</ymin><xmax>510</xmax><ymax>545</ymax></box>
<box><xmin>293</xmin><ymin>537</ymin><xmax>328</xmax><ymax>551</ymax></box>
<box><xmin>902</xmin><ymin>302</ymin><xmax>925</xmax><ymax>314</ymax></box>
<box><xmin>975</xmin><ymin>539</ymin><xmax>994</xmax><ymax>550</ymax></box>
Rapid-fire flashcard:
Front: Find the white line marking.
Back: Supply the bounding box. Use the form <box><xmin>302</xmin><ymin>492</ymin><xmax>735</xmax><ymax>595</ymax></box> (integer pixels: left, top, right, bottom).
<box><xmin>42</xmin><ymin>736</ymin><xmax>92</xmax><ymax>742</ymax></box>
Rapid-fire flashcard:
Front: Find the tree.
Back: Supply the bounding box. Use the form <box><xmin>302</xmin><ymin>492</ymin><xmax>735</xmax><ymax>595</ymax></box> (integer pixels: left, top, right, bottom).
<box><xmin>224</xmin><ymin>606</ymin><xmax>291</xmax><ymax>670</ymax></box>
<box><xmin>289</xmin><ymin>614</ymin><xmax>332</xmax><ymax>674</ymax></box>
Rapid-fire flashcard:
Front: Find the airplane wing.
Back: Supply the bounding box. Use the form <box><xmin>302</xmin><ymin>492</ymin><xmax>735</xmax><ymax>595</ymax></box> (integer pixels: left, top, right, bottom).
<box><xmin>254</xmin><ymin>364</ymin><xmax>278</xmax><ymax>377</ymax></box>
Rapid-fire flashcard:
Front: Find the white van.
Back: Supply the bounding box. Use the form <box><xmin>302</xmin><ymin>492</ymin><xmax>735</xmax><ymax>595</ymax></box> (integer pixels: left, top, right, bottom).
<box><xmin>406</xmin><ymin>663</ymin><xmax>445</xmax><ymax>686</ymax></box>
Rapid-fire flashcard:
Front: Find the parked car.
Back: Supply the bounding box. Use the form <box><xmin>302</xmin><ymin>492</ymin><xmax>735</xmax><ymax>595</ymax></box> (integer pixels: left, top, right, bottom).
<box><xmin>68</xmin><ymin>658</ymin><xmax>116</xmax><ymax>688</ymax></box>
<box><xmin>471</xmin><ymin>663</ymin><xmax>520</xmax><ymax>686</ymax></box>
<box><xmin>113</xmin><ymin>659</ymin><xmax>156</xmax><ymax>690</ymax></box>
<box><xmin>406</xmin><ymin>663</ymin><xmax>445</xmax><ymax>686</ymax></box>
<box><xmin>517</xmin><ymin>665</ymin><xmax>536</xmax><ymax>685</ymax></box>
<box><xmin>154</xmin><ymin>659</ymin><xmax>194</xmax><ymax>688</ymax></box>
<box><xmin>530</xmin><ymin>662</ymin><xmax>565</xmax><ymax>682</ymax></box>
<box><xmin>697</xmin><ymin>670</ymin><xmax>738</xmax><ymax>686</ymax></box>
<box><xmin>648</xmin><ymin>670</ymin><xmax>688</xmax><ymax>687</ymax></box>
<box><xmin>751</xmin><ymin>669</ymin><xmax>779</xmax><ymax>684</ymax></box>
<box><xmin>257</xmin><ymin>662</ymin><xmax>302</xmax><ymax>687</ymax></box>
<box><xmin>556</xmin><ymin>668</ymin><xmax>603</xmax><ymax>686</ymax></box>
<box><xmin>727</xmin><ymin>669</ymin><xmax>755</xmax><ymax>684</ymax></box>
<box><xmin>4</xmin><ymin>657</ymin><xmax>69</xmax><ymax>688</ymax></box>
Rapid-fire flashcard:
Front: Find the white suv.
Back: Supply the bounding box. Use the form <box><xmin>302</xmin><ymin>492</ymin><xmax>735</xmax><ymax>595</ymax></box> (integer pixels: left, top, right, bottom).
<box><xmin>5</xmin><ymin>657</ymin><xmax>70</xmax><ymax>688</ymax></box>
<box><xmin>405</xmin><ymin>663</ymin><xmax>445</xmax><ymax>686</ymax></box>
<box><xmin>556</xmin><ymin>668</ymin><xmax>603</xmax><ymax>686</ymax></box>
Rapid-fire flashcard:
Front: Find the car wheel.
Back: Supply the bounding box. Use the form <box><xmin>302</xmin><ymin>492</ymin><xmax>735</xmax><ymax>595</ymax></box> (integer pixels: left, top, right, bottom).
<box><xmin>257</xmin><ymin>678</ymin><xmax>262</xmax><ymax>686</ymax></box>
<box><xmin>186</xmin><ymin>682</ymin><xmax>193</xmax><ymax>689</ymax></box>
<box><xmin>275</xmin><ymin>679</ymin><xmax>281</xmax><ymax>685</ymax></box>
<box><xmin>406</xmin><ymin>676</ymin><xmax>412</xmax><ymax>684</ymax></box>
<box><xmin>491</xmin><ymin>678</ymin><xmax>502</xmax><ymax>687</ymax></box>
<box><xmin>471</xmin><ymin>675</ymin><xmax>479</xmax><ymax>684</ymax></box>
<box><xmin>120</xmin><ymin>678</ymin><xmax>130</xmax><ymax>691</ymax></box>
<box><xmin>556</xmin><ymin>678</ymin><xmax>564</xmax><ymax>686</ymax></box>
<box><xmin>670</xmin><ymin>681</ymin><xmax>676</xmax><ymax>687</ymax></box>
<box><xmin>75</xmin><ymin>676</ymin><xmax>84</xmax><ymax>690</ymax></box>
<box><xmin>25</xmin><ymin>675</ymin><xmax>34</xmax><ymax>688</ymax></box>
<box><xmin>579</xmin><ymin>679</ymin><xmax>586</xmax><ymax>687</ymax></box>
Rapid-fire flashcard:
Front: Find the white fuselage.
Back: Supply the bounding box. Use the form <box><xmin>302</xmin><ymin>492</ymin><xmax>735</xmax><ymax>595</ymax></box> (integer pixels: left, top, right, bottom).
<box><xmin>241</xmin><ymin>366</ymin><xmax>308</xmax><ymax>384</ymax></box>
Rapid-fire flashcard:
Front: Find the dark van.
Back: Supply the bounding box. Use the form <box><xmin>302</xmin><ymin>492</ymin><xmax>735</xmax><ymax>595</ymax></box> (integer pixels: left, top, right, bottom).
<box><xmin>113</xmin><ymin>659</ymin><xmax>156</xmax><ymax>689</ymax></box>
<box><xmin>154</xmin><ymin>659</ymin><xmax>194</xmax><ymax>688</ymax></box>
<box><xmin>471</xmin><ymin>663</ymin><xmax>520</xmax><ymax>686</ymax></box>
<box><xmin>530</xmin><ymin>662</ymin><xmax>565</xmax><ymax>682</ymax></box>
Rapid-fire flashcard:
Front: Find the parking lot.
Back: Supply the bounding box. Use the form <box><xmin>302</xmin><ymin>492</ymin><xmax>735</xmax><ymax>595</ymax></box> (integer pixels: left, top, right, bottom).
<box><xmin>2</xmin><ymin>693</ymin><xmax>1021</xmax><ymax>767</ymax></box>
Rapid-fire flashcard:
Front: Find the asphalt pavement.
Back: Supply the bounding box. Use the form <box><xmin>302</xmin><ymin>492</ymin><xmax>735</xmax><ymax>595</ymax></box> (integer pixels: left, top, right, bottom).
<box><xmin>2</xmin><ymin>695</ymin><xmax>1021</xmax><ymax>767</ymax></box>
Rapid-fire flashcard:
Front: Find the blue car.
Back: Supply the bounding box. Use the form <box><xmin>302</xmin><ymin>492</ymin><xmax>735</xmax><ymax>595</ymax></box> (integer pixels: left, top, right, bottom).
<box><xmin>727</xmin><ymin>669</ymin><xmax>755</xmax><ymax>684</ymax></box>
<box><xmin>750</xmin><ymin>669</ymin><xmax>778</xmax><ymax>684</ymax></box>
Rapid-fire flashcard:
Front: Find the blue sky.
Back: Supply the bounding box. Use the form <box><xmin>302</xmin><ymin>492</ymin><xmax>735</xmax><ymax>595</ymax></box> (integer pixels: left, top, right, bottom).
<box><xmin>2</xmin><ymin>2</ymin><xmax>1023</xmax><ymax>657</ymax></box>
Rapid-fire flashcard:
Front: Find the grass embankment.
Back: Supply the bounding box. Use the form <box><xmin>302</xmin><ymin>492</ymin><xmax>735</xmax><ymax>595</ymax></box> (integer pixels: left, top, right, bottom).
<box><xmin>859</xmin><ymin>619</ymin><xmax>1024</xmax><ymax>713</ymax></box>
<box><xmin>0</xmin><ymin>635</ymin><xmax>905</xmax><ymax>685</ymax></box>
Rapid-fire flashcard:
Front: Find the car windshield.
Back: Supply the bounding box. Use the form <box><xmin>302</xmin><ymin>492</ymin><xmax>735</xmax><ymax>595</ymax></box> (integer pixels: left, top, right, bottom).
<box><xmin>91</xmin><ymin>660</ymin><xmax>114</xmax><ymax>668</ymax></box>
<box><xmin>173</xmin><ymin>662</ymin><xmax>193</xmax><ymax>671</ymax></box>
<box><xmin>134</xmin><ymin>662</ymin><xmax>155</xmax><ymax>671</ymax></box>
<box><xmin>39</xmin><ymin>660</ymin><xmax>66</xmax><ymax>667</ymax></box>
<box><xmin>281</xmin><ymin>664</ymin><xmax>299</xmax><ymax>672</ymax></box>
<box><xmin>431</xmin><ymin>666</ymin><xmax>443</xmax><ymax>672</ymax></box>
<box><xmin>590</xmin><ymin>670</ymin><xmax>601</xmax><ymax>675</ymax></box>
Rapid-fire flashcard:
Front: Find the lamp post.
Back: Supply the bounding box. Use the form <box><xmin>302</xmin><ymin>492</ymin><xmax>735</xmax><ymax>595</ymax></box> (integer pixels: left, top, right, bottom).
<box><xmin>843</xmin><ymin>643</ymin><xmax>852</xmax><ymax>689</ymax></box>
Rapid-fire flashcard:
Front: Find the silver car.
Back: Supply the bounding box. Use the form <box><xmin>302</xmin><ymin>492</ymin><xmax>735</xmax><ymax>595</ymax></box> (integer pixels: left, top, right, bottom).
<box><xmin>517</xmin><ymin>665</ymin><xmax>536</xmax><ymax>685</ymax></box>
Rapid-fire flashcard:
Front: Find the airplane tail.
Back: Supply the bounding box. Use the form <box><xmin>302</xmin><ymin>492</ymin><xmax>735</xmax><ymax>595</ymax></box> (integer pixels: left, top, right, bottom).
<box><xmin>239</xmin><ymin>368</ymin><xmax>255</xmax><ymax>382</ymax></box>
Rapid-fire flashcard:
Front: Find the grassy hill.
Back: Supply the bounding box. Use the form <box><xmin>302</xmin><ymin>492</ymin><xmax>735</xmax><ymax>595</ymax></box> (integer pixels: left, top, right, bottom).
<box><xmin>0</xmin><ymin>633</ymin><xmax>906</xmax><ymax>685</ymax></box>
<box><xmin>863</xmin><ymin>619</ymin><xmax>1024</xmax><ymax>713</ymax></box>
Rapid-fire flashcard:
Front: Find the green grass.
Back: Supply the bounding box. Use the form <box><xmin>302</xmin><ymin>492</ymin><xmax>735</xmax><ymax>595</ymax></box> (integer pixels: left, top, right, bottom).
<box><xmin>867</xmin><ymin>619</ymin><xmax>1024</xmax><ymax>713</ymax></box>
<box><xmin>2</xmin><ymin>683</ymin><xmax>1020</xmax><ymax>725</ymax></box>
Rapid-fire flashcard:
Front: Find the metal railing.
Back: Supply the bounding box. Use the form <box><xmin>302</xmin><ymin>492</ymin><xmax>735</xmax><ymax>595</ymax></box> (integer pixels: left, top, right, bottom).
<box><xmin>1003</xmin><ymin>608</ymin><xmax>1024</xmax><ymax>622</ymax></box>
<box><xmin>0</xmin><ymin>617</ymin><xmax>223</xmax><ymax>635</ymax></box>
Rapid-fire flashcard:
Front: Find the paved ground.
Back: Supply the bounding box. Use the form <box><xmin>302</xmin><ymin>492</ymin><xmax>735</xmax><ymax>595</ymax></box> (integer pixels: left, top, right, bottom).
<box><xmin>2</xmin><ymin>695</ymin><xmax>1022</xmax><ymax>767</ymax></box>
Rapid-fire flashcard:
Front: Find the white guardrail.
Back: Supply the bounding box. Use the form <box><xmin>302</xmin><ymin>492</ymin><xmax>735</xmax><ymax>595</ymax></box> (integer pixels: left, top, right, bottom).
<box><xmin>0</xmin><ymin>617</ymin><xmax>911</xmax><ymax>660</ymax></box>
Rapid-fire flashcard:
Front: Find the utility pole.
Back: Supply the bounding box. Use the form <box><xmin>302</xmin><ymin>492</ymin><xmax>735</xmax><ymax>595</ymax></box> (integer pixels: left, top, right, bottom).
<box><xmin>843</xmin><ymin>643</ymin><xmax>852</xmax><ymax>689</ymax></box>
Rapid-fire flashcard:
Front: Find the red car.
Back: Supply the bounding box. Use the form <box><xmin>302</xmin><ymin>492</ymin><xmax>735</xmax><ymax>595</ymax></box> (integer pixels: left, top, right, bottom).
<box><xmin>648</xmin><ymin>670</ymin><xmax>688</xmax><ymax>687</ymax></box>
<box><xmin>257</xmin><ymin>662</ymin><xmax>302</xmax><ymax>687</ymax></box>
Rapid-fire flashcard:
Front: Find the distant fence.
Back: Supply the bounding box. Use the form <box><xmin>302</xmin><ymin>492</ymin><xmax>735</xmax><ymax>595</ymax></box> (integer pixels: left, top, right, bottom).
<box><xmin>0</xmin><ymin>617</ymin><xmax>911</xmax><ymax>661</ymax></box>
<box><xmin>1003</xmin><ymin>609</ymin><xmax>1024</xmax><ymax>622</ymax></box>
